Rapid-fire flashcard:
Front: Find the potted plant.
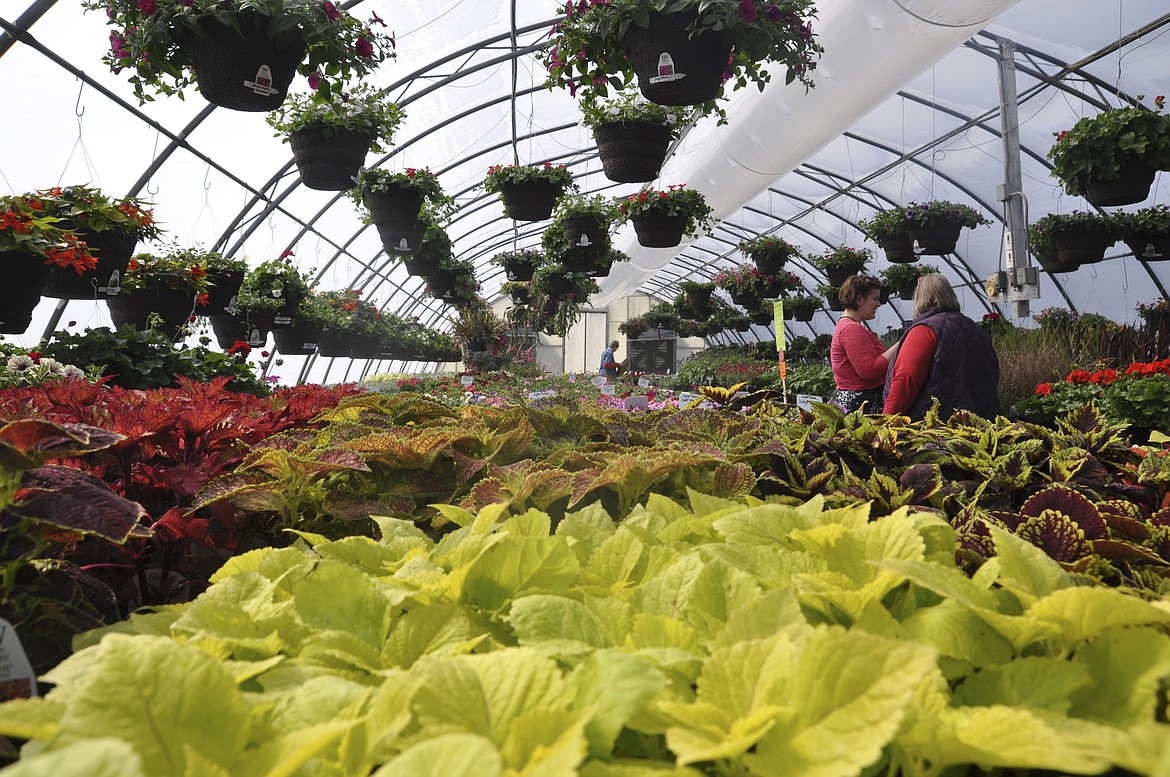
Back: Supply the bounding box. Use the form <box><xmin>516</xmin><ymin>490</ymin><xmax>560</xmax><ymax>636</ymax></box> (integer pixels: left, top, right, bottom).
<box><xmin>713</xmin><ymin>264</ymin><xmax>762</xmax><ymax>307</ymax></box>
<box><xmin>315</xmin><ymin>288</ymin><xmax>386</xmax><ymax>358</ymax></box>
<box><xmin>581</xmin><ymin>90</ymin><xmax>691</xmax><ymax>183</ymax></box>
<box><xmin>903</xmin><ymin>201</ymin><xmax>991</xmax><ymax>255</ymax></box>
<box><xmin>353</xmin><ymin>168</ymin><xmax>452</xmax><ymax>255</ymax></box>
<box><xmin>816</xmin><ymin>283</ymin><xmax>845</xmax><ymax>312</ymax></box>
<box><xmin>530</xmin><ymin>265</ymin><xmax>600</xmax><ymax>336</ymax></box>
<box><xmin>111</xmin><ymin>250</ymin><xmax>209</xmax><ymax>341</ymax></box>
<box><xmin>543</xmin><ymin>0</ymin><xmax>822</xmax><ymax>110</ymax></box>
<box><xmin>452</xmin><ymin>302</ymin><xmax>506</xmax><ymax>356</ymax></box>
<box><xmin>1027</xmin><ymin>212</ymin><xmax>1120</xmax><ymax>272</ymax></box>
<box><xmin>199</xmin><ymin>250</ymin><xmax>249</xmax><ymax>316</ymax></box>
<box><xmin>858</xmin><ymin>208</ymin><xmax>915</xmax><ymax>263</ymax></box>
<box><xmin>880</xmin><ymin>262</ymin><xmax>939</xmax><ymax>300</ymax></box>
<box><xmin>272</xmin><ymin>290</ymin><xmax>329</xmax><ymax>356</ymax></box>
<box><xmin>483</xmin><ymin>163</ymin><xmax>576</xmax><ymax>222</ymax></box>
<box><xmin>642</xmin><ymin>301</ymin><xmax>681</xmax><ymax>331</ymax></box>
<box><xmin>425</xmin><ymin>256</ymin><xmax>479</xmax><ymax>303</ymax></box>
<box><xmin>207</xmin><ymin>283</ymin><xmax>278</xmax><ymax>349</ymax></box>
<box><xmin>38</xmin><ymin>185</ymin><xmax>162</xmax><ymax>300</ymax></box>
<box><xmin>403</xmin><ymin>214</ymin><xmax>454</xmax><ymax>278</ymax></box>
<box><xmin>1115</xmin><ymin>204</ymin><xmax>1170</xmax><ymax>261</ymax></box>
<box><xmin>618</xmin><ymin>314</ymin><xmax>650</xmax><ymax>339</ymax></box>
<box><xmin>787</xmin><ymin>293</ymin><xmax>819</xmax><ymax>322</ymax></box>
<box><xmin>489</xmin><ymin>248</ymin><xmax>545</xmax><ymax>282</ymax></box>
<box><xmin>0</xmin><ymin>193</ymin><xmax>99</xmax><ymax>332</ymax></box>
<box><xmin>737</xmin><ymin>234</ymin><xmax>802</xmax><ymax>275</ymax></box>
<box><xmin>500</xmin><ymin>280</ymin><xmax>532</xmax><ymax>305</ymax></box>
<box><xmin>83</xmin><ymin>0</ymin><xmax>396</xmax><ymax>111</ymax></box>
<box><xmin>545</xmin><ymin>193</ymin><xmax>616</xmax><ymax>273</ymax></box>
<box><xmin>769</xmin><ymin>269</ymin><xmax>806</xmax><ymax>298</ymax></box>
<box><xmin>1048</xmin><ymin>95</ymin><xmax>1170</xmax><ymax>207</ymax></box>
<box><xmin>1136</xmin><ymin>298</ymin><xmax>1170</xmax><ymax>329</ymax></box>
<box><xmin>244</xmin><ymin>253</ymin><xmax>312</xmax><ymax>325</ymax></box>
<box><xmin>811</xmin><ymin>245</ymin><xmax>872</xmax><ymax>286</ymax></box>
<box><xmin>616</xmin><ymin>185</ymin><xmax>715</xmax><ymax>248</ymax></box>
<box><xmin>677</xmin><ymin>280</ymin><xmax>716</xmax><ymax>317</ymax></box>
<box><xmin>267</xmin><ymin>84</ymin><xmax>405</xmax><ymax>190</ymax></box>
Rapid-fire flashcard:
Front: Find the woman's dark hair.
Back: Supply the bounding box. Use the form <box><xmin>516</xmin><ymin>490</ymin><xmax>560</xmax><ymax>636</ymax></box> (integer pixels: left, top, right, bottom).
<box><xmin>838</xmin><ymin>275</ymin><xmax>883</xmax><ymax>310</ymax></box>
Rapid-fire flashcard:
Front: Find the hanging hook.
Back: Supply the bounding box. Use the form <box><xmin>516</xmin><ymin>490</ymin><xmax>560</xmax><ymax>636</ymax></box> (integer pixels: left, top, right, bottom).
<box><xmin>74</xmin><ymin>81</ymin><xmax>85</xmax><ymax>118</ymax></box>
<box><xmin>146</xmin><ymin>180</ymin><xmax>159</xmax><ymax>197</ymax></box>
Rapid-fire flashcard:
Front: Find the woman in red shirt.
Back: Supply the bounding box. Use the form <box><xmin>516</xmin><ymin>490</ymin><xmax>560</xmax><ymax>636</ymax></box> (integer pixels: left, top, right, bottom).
<box><xmin>829</xmin><ymin>275</ymin><xmax>899</xmax><ymax>413</ymax></box>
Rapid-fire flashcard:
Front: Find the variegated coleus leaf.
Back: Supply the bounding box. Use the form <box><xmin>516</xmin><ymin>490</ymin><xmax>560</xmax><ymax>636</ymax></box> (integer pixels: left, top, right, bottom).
<box><xmin>1020</xmin><ymin>485</ymin><xmax>1107</xmax><ymax>540</ymax></box>
<box><xmin>1017</xmin><ymin>510</ymin><xmax>1092</xmax><ymax>564</ymax></box>
<box><xmin>12</xmin><ymin>464</ymin><xmax>148</xmax><ymax>543</ymax></box>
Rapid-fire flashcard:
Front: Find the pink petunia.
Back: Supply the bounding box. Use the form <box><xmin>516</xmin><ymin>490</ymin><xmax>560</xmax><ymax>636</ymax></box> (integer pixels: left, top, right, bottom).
<box><xmin>764</xmin><ymin>3</ymin><xmax>782</xmax><ymax>21</ymax></box>
<box><xmin>307</xmin><ymin>71</ymin><xmax>323</xmax><ymax>90</ymax></box>
<box><xmin>738</xmin><ymin>0</ymin><xmax>757</xmax><ymax>23</ymax></box>
<box><xmin>322</xmin><ymin>1</ymin><xmax>342</xmax><ymax>22</ymax></box>
<box><xmin>370</xmin><ymin>10</ymin><xmax>387</xmax><ymax>27</ymax></box>
<box><xmin>355</xmin><ymin>35</ymin><xmax>373</xmax><ymax>58</ymax></box>
<box><xmin>137</xmin><ymin>0</ymin><xmax>156</xmax><ymax>15</ymax></box>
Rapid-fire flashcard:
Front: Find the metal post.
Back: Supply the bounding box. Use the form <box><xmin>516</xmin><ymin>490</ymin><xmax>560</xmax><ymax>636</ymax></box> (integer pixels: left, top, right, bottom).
<box><xmin>995</xmin><ymin>37</ymin><xmax>1039</xmax><ymax>318</ymax></box>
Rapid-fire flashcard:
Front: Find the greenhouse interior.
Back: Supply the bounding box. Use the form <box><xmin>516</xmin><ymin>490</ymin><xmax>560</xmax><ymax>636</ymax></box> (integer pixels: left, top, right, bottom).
<box><xmin>2</xmin><ymin>0</ymin><xmax>1170</xmax><ymax>774</ymax></box>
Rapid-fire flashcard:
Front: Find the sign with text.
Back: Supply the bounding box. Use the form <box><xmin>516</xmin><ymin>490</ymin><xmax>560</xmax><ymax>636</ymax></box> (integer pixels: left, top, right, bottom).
<box><xmin>796</xmin><ymin>394</ymin><xmax>823</xmax><ymax>412</ymax></box>
<box><xmin>600</xmin><ymin>384</ymin><xmax>617</xmax><ymax>396</ymax></box>
<box><xmin>0</xmin><ymin>618</ymin><xmax>36</xmax><ymax>701</ymax></box>
<box><xmin>527</xmin><ymin>389</ymin><xmax>557</xmax><ymax>400</ymax></box>
<box><xmin>590</xmin><ymin>376</ymin><xmax>608</xmax><ymax>387</ymax></box>
<box><xmin>460</xmin><ymin>375</ymin><xmax>474</xmax><ymax>387</ymax></box>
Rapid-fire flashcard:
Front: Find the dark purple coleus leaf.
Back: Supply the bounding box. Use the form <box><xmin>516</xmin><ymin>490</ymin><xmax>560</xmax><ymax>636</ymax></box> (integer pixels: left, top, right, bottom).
<box><xmin>1017</xmin><ymin>511</ymin><xmax>1091</xmax><ymax>563</ymax></box>
<box><xmin>899</xmin><ymin>463</ymin><xmax>943</xmax><ymax>504</ymax></box>
<box><xmin>13</xmin><ymin>465</ymin><xmax>148</xmax><ymax>543</ymax></box>
<box><xmin>1020</xmin><ymin>485</ymin><xmax>1108</xmax><ymax>539</ymax></box>
<box><xmin>1091</xmin><ymin>539</ymin><xmax>1167</xmax><ymax>564</ymax></box>
<box><xmin>0</xmin><ymin>420</ymin><xmax>123</xmax><ymax>469</ymax></box>
<box><xmin>1097</xmin><ymin>500</ymin><xmax>1151</xmax><ymax>541</ymax></box>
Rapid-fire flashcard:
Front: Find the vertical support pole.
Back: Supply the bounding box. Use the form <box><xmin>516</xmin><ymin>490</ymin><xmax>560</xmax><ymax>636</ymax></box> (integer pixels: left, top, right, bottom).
<box><xmin>995</xmin><ymin>37</ymin><xmax>1033</xmax><ymax>319</ymax></box>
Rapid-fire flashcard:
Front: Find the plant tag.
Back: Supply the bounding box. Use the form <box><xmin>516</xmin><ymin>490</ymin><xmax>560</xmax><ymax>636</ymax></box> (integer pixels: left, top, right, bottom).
<box><xmin>649</xmin><ymin>53</ymin><xmax>686</xmax><ymax>83</ymax></box>
<box><xmin>303</xmin><ymin>342</ymin><xmax>317</xmax><ymax>350</ymax></box>
<box><xmin>699</xmin><ymin>400</ymin><xmax>718</xmax><ymax>409</ymax></box>
<box><xmin>528</xmin><ymin>389</ymin><xmax>556</xmax><ymax>399</ymax></box>
<box><xmin>568</xmin><ymin>374</ymin><xmax>577</xmax><ymax>383</ymax></box>
<box><xmin>624</xmin><ymin>395</ymin><xmax>648</xmax><ymax>410</ymax></box>
<box><xmin>600</xmin><ymin>384</ymin><xmax>616</xmax><ymax>396</ymax></box>
<box><xmin>247</xmin><ymin>328</ymin><xmax>264</xmax><ymax>346</ymax></box>
<box><xmin>678</xmin><ymin>391</ymin><xmax>701</xmax><ymax>404</ymax></box>
<box><xmin>274</xmin><ymin>315</ymin><xmax>291</xmax><ymax>326</ymax></box>
<box><xmin>244</xmin><ymin>64</ymin><xmax>279</xmax><ymax>96</ymax></box>
<box><xmin>576</xmin><ymin>234</ymin><xmax>593</xmax><ymax>248</ymax></box>
<box><xmin>99</xmin><ymin>269</ymin><xmax>121</xmax><ymax>295</ymax></box>
<box><xmin>0</xmin><ymin>617</ymin><xmax>38</xmax><ymax>701</ymax></box>
<box><xmin>796</xmin><ymin>394</ymin><xmax>823</xmax><ymax>411</ymax></box>
<box><xmin>223</xmin><ymin>296</ymin><xmax>240</xmax><ymax>316</ymax></box>
<box><xmin>460</xmin><ymin>375</ymin><xmax>474</xmax><ymax>387</ymax></box>
<box><xmin>590</xmin><ymin>376</ymin><xmax>607</xmax><ymax>387</ymax></box>
<box><xmin>637</xmin><ymin>378</ymin><xmax>651</xmax><ymax>388</ymax></box>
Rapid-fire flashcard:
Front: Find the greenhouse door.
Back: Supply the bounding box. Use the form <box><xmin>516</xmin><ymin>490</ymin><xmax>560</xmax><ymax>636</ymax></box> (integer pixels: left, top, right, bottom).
<box><xmin>564</xmin><ymin>311</ymin><xmax>607</xmax><ymax>374</ymax></box>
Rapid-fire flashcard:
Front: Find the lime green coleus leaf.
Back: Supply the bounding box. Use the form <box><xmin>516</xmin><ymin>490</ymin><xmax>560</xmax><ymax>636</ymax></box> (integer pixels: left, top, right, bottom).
<box><xmin>712</xmin><ymin>587</ymin><xmax>810</xmax><ymax>650</ymax></box>
<box><xmin>464</xmin><ymin>535</ymin><xmax>582</xmax><ymax>613</ymax></box>
<box><xmin>988</xmin><ymin>526</ymin><xmax>1072</xmax><ymax>604</ymax></box>
<box><xmin>1069</xmin><ymin>625</ymin><xmax>1170</xmax><ymax>726</ymax></box>
<box><xmin>501</xmin><ymin>705</ymin><xmax>591</xmax><ymax>775</ymax></box>
<box><xmin>579</xmin><ymin>762</ymin><xmax>707</xmax><ymax>777</ymax></box>
<box><xmin>555</xmin><ymin>504</ymin><xmax>618</xmax><ymax>566</ymax></box>
<box><xmin>900</xmin><ymin>599</ymin><xmax>1015</xmax><ymax>669</ymax></box>
<box><xmin>745</xmin><ymin>627</ymin><xmax>939</xmax><ymax>777</ymax></box>
<box><xmin>373</xmin><ymin>732</ymin><xmax>502</xmax><ymax>777</ymax></box>
<box><xmin>291</xmin><ymin>558</ymin><xmax>397</xmax><ymax>648</ymax></box>
<box><xmin>0</xmin><ymin>738</ymin><xmax>146</xmax><ymax>777</ymax></box>
<box><xmin>49</xmin><ymin>634</ymin><xmax>251</xmax><ymax>776</ymax></box>
<box><xmin>208</xmin><ymin>545</ymin><xmax>316</xmax><ymax>589</ymax></box>
<box><xmin>582</xmin><ymin>525</ymin><xmax>650</xmax><ymax>591</ymax></box>
<box><xmin>566</xmin><ymin>649</ymin><xmax>668</xmax><ymax>759</ymax></box>
<box><xmin>951</xmin><ymin>655</ymin><xmax>1091</xmax><ymax>712</ymax></box>
<box><xmin>1027</xmin><ymin>585</ymin><xmax>1170</xmax><ymax>651</ymax></box>
<box><xmin>509</xmin><ymin>594</ymin><xmax>614</xmax><ymax>656</ymax></box>
<box><xmin>412</xmin><ymin>649</ymin><xmax>567</xmax><ymax>745</ymax></box>
<box><xmin>170</xmin><ymin>571</ymin><xmax>305</xmax><ymax>660</ymax></box>
<box><xmin>232</xmin><ymin>720</ymin><xmax>357</xmax><ymax>777</ymax></box>
<box><xmin>0</xmin><ymin>697</ymin><xmax>63</xmax><ymax>741</ymax></box>
<box><xmin>383</xmin><ymin>602</ymin><xmax>487</xmax><ymax>668</ymax></box>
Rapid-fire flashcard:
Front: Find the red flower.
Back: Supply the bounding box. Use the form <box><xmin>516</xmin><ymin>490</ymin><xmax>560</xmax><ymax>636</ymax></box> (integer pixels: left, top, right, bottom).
<box><xmin>355</xmin><ymin>35</ymin><xmax>374</xmax><ymax>58</ymax></box>
<box><xmin>279</xmin><ymin>249</ymin><xmax>295</xmax><ymax>259</ymax></box>
<box><xmin>322</xmin><ymin>1</ymin><xmax>343</xmax><ymax>22</ymax></box>
<box><xmin>738</xmin><ymin>0</ymin><xmax>757</xmax><ymax>23</ymax></box>
<box><xmin>227</xmin><ymin>341</ymin><xmax>251</xmax><ymax>357</ymax></box>
<box><xmin>27</xmin><ymin>351</ymin><xmax>41</xmax><ymax>363</ymax></box>
<box><xmin>307</xmin><ymin>71</ymin><xmax>323</xmax><ymax>91</ymax></box>
<box><xmin>136</xmin><ymin>0</ymin><xmax>156</xmax><ymax>15</ymax></box>
<box><xmin>1034</xmin><ymin>383</ymin><xmax>1052</xmax><ymax>396</ymax></box>
<box><xmin>1065</xmin><ymin>369</ymin><xmax>1092</xmax><ymax>384</ymax></box>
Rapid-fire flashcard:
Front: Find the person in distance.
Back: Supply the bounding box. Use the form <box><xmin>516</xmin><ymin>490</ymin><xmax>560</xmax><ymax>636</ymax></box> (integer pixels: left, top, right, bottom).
<box><xmin>829</xmin><ymin>275</ymin><xmax>899</xmax><ymax>413</ymax></box>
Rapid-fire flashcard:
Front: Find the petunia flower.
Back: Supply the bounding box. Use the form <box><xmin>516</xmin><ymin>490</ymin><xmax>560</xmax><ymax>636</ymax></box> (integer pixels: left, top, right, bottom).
<box><xmin>355</xmin><ymin>35</ymin><xmax>374</xmax><ymax>58</ymax></box>
<box><xmin>738</xmin><ymin>0</ymin><xmax>757</xmax><ymax>23</ymax></box>
<box><xmin>322</xmin><ymin>1</ymin><xmax>343</xmax><ymax>22</ymax></box>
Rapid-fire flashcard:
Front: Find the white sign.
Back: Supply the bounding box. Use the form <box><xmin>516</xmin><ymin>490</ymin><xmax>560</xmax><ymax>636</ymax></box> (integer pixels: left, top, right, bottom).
<box><xmin>0</xmin><ymin>618</ymin><xmax>37</xmax><ymax>701</ymax></box>
<box><xmin>637</xmin><ymin>377</ymin><xmax>652</xmax><ymax>388</ymax></box>
<box><xmin>796</xmin><ymin>394</ymin><xmax>823</xmax><ymax>412</ymax></box>
<box><xmin>677</xmin><ymin>391</ymin><xmax>701</xmax><ymax>405</ymax></box>
<box><xmin>600</xmin><ymin>384</ymin><xmax>617</xmax><ymax>396</ymax></box>
<box><xmin>590</xmin><ymin>376</ymin><xmax>608</xmax><ymax>387</ymax></box>
<box><xmin>460</xmin><ymin>375</ymin><xmax>474</xmax><ymax>387</ymax></box>
<box><xmin>568</xmin><ymin>374</ymin><xmax>577</xmax><ymax>383</ymax></box>
<box><xmin>624</xmin><ymin>395</ymin><xmax>649</xmax><ymax>410</ymax></box>
<box><xmin>528</xmin><ymin>389</ymin><xmax>557</xmax><ymax>400</ymax></box>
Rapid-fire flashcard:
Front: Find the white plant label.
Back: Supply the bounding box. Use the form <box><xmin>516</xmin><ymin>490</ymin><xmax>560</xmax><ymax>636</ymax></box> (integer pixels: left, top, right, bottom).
<box><xmin>637</xmin><ymin>378</ymin><xmax>651</xmax><ymax>388</ymax></box>
<box><xmin>600</xmin><ymin>384</ymin><xmax>616</xmax><ymax>396</ymax></box>
<box><xmin>0</xmin><ymin>617</ymin><xmax>37</xmax><ymax>701</ymax></box>
<box><xmin>796</xmin><ymin>394</ymin><xmax>823</xmax><ymax>412</ymax></box>
<box><xmin>244</xmin><ymin>64</ymin><xmax>279</xmax><ymax>96</ymax></box>
<box><xmin>460</xmin><ymin>375</ymin><xmax>474</xmax><ymax>387</ymax></box>
<box><xmin>590</xmin><ymin>376</ymin><xmax>607</xmax><ymax>387</ymax></box>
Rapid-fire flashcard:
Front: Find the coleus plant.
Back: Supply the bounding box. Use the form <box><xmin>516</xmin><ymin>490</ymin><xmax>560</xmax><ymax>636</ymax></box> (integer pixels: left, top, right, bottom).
<box><xmin>1</xmin><ymin>495</ymin><xmax>1168</xmax><ymax>774</ymax></box>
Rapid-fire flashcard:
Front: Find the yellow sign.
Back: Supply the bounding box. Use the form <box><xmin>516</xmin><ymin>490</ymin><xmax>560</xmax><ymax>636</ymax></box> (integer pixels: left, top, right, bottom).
<box><xmin>773</xmin><ymin>300</ymin><xmax>786</xmax><ymax>352</ymax></box>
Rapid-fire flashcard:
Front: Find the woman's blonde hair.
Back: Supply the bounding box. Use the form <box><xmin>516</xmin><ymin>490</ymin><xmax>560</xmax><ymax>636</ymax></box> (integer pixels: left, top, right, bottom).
<box><xmin>913</xmin><ymin>273</ymin><xmax>960</xmax><ymax>317</ymax></box>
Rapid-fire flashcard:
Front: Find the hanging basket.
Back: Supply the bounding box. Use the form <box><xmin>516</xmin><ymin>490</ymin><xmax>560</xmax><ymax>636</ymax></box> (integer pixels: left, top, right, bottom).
<box><xmin>365</xmin><ymin>186</ymin><xmax>427</xmax><ymax>254</ymax></box>
<box><xmin>200</xmin><ymin>268</ymin><xmax>246</xmax><ymax>316</ymax></box>
<box><xmin>181</xmin><ymin>16</ymin><xmax>305</xmax><ymax>112</ymax></box>
<box><xmin>684</xmin><ymin>286</ymin><xmax>713</xmax><ymax>313</ymax></box>
<box><xmin>621</xmin><ymin>11</ymin><xmax>733</xmax><ymax>106</ymax></box>
<box><xmin>879</xmin><ymin>234</ymin><xmax>918</xmax><ymax>264</ymax></box>
<box><xmin>545</xmin><ymin>273</ymin><xmax>577</xmax><ymax>297</ymax></box>
<box><xmin>1035</xmin><ymin>251</ymin><xmax>1080</xmax><ymax>275</ymax></box>
<box><xmin>107</xmin><ymin>285</ymin><xmax>194</xmax><ymax>341</ymax></box>
<box><xmin>269</xmin><ymin>295</ymin><xmax>303</xmax><ymax>328</ymax></box>
<box><xmin>424</xmin><ymin>269</ymin><xmax>459</xmax><ymax>300</ymax></box>
<box><xmin>1051</xmin><ymin>227</ymin><xmax>1117</xmax><ymax>266</ymax></box>
<box><xmin>0</xmin><ymin>252</ymin><xmax>49</xmax><ymax>334</ymax></box>
<box><xmin>349</xmin><ymin>332</ymin><xmax>383</xmax><ymax>359</ymax></box>
<box><xmin>316</xmin><ymin>328</ymin><xmax>354</xmax><ymax>358</ymax></box>
<box><xmin>907</xmin><ymin>221</ymin><xmax>963</xmax><ymax>256</ymax></box>
<box><xmin>631</xmin><ymin>208</ymin><xmax>687</xmax><ymax>248</ymax></box>
<box><xmin>1124</xmin><ymin>231</ymin><xmax>1170</xmax><ymax>262</ymax></box>
<box><xmin>729</xmin><ymin>288</ymin><xmax>761</xmax><ymax>309</ymax></box>
<box><xmin>209</xmin><ymin>310</ymin><xmax>274</xmax><ymax>349</ymax></box>
<box><xmin>272</xmin><ymin>319</ymin><xmax>323</xmax><ymax>356</ymax></box>
<box><xmin>747</xmin><ymin>249</ymin><xmax>791</xmax><ymax>276</ymax></box>
<box><xmin>791</xmin><ymin>303</ymin><xmax>816</xmax><ymax>322</ymax></box>
<box><xmin>503</xmin><ymin>259</ymin><xmax>539</xmax><ymax>282</ymax></box>
<box><xmin>824</xmin><ymin>265</ymin><xmax>864</xmax><ymax>287</ymax></box>
<box><xmin>826</xmin><ymin>290</ymin><xmax>845</xmax><ymax>312</ymax></box>
<box><xmin>289</xmin><ymin>127</ymin><xmax>372</xmax><ymax>191</ymax></box>
<box><xmin>897</xmin><ymin>280</ymin><xmax>917</xmax><ymax>300</ymax></box>
<box><xmin>1082</xmin><ymin>162</ymin><xmax>1158</xmax><ymax>208</ymax></box>
<box><xmin>498</xmin><ymin>180</ymin><xmax>564</xmax><ymax>221</ymax></box>
<box><xmin>562</xmin><ymin>215</ymin><xmax>608</xmax><ymax>258</ymax></box>
<box><xmin>509</xmin><ymin>286</ymin><xmax>531</xmax><ymax>305</ymax></box>
<box><xmin>593</xmin><ymin>121</ymin><xmax>673</xmax><ymax>183</ymax></box>
<box><xmin>750</xmin><ymin>308</ymin><xmax>776</xmax><ymax>325</ymax></box>
<box><xmin>43</xmin><ymin>228</ymin><xmax>136</xmax><ymax>300</ymax></box>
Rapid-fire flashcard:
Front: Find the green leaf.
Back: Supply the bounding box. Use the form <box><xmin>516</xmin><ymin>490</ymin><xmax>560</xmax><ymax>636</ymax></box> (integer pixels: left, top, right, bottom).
<box><xmin>413</xmin><ymin>649</ymin><xmax>566</xmax><ymax>745</ymax></box>
<box><xmin>566</xmin><ymin>650</ymin><xmax>668</xmax><ymax>758</ymax></box>
<box><xmin>713</xmin><ymin>588</ymin><xmax>809</xmax><ymax>650</ymax></box>
<box><xmin>0</xmin><ymin>738</ymin><xmax>146</xmax><ymax>777</ymax></box>
<box><xmin>0</xmin><ymin>697</ymin><xmax>63</xmax><ymax>741</ymax></box>
<box><xmin>988</xmin><ymin>526</ymin><xmax>1071</xmax><ymax>603</ymax></box>
<box><xmin>383</xmin><ymin>603</ymin><xmax>485</xmax><ymax>668</ymax></box>
<box><xmin>508</xmin><ymin>594</ymin><xmax>613</xmax><ymax>652</ymax></box>
<box><xmin>901</xmin><ymin>599</ymin><xmax>1014</xmax><ymax>668</ymax></box>
<box><xmin>501</xmin><ymin>705</ymin><xmax>590</xmax><ymax>775</ymax></box>
<box><xmin>171</xmin><ymin>571</ymin><xmax>304</xmax><ymax>659</ymax></box>
<box><xmin>464</xmin><ymin>536</ymin><xmax>581</xmax><ymax>613</ymax></box>
<box><xmin>292</xmin><ymin>559</ymin><xmax>395</xmax><ymax>647</ymax></box>
<box><xmin>1069</xmin><ymin>626</ymin><xmax>1170</xmax><ymax>726</ymax></box>
<box><xmin>1027</xmin><ymin>586</ymin><xmax>1170</xmax><ymax>649</ymax></box>
<box><xmin>373</xmin><ymin>733</ymin><xmax>502</xmax><ymax>777</ymax></box>
<box><xmin>951</xmin><ymin>656</ymin><xmax>1090</xmax><ymax>711</ymax></box>
<box><xmin>52</xmin><ymin>634</ymin><xmax>251</xmax><ymax>776</ymax></box>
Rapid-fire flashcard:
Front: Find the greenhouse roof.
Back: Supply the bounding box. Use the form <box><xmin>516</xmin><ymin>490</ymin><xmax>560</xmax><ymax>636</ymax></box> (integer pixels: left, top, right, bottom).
<box><xmin>2</xmin><ymin>0</ymin><xmax>1170</xmax><ymax>382</ymax></box>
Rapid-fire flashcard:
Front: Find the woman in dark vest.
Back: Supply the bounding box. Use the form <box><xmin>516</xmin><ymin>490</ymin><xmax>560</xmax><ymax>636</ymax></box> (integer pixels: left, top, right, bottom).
<box><xmin>883</xmin><ymin>274</ymin><xmax>1000</xmax><ymax>420</ymax></box>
